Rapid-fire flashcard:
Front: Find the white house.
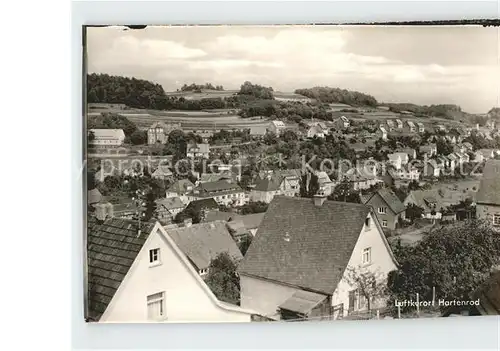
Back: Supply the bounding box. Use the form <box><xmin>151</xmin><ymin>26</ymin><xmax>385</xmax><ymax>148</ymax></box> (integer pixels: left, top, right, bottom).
<box><xmin>86</xmin><ymin>217</ymin><xmax>255</xmax><ymax>323</ymax></box>
<box><xmin>307</xmin><ymin>124</ymin><xmax>326</xmax><ymax>138</ymax></box>
<box><xmin>187</xmin><ymin>143</ymin><xmax>210</xmax><ymax>159</ymax></box>
<box><xmin>378</xmin><ymin>126</ymin><xmax>388</xmax><ymax>141</ymax></box>
<box><xmin>387</xmin><ymin>152</ymin><xmax>409</xmax><ymax>170</ymax></box>
<box><xmin>406</xmin><ymin>121</ymin><xmax>416</xmax><ymax>133</ymax></box>
<box><xmin>166</xmin><ymin>179</ymin><xmax>195</xmax><ymax>204</ymax></box>
<box><xmin>386</xmin><ymin>120</ymin><xmax>395</xmax><ymax>131</ymax></box>
<box><xmin>417</xmin><ymin>122</ymin><xmax>425</xmax><ymax>133</ymax></box>
<box><xmin>188</xmin><ymin>180</ymin><xmax>246</xmax><ymax>207</ymax></box>
<box><xmin>238</xmin><ymin>196</ymin><xmax>398</xmax><ymax>321</ymax></box>
<box><xmin>269</xmin><ymin>120</ymin><xmax>286</xmax><ymax>136</ymax></box>
<box><xmin>89</xmin><ymin>129</ymin><xmax>126</xmax><ymax>146</ymax></box>
<box><xmin>335</xmin><ymin>116</ymin><xmax>350</xmax><ymax>129</ymax></box>
<box><xmin>395</xmin><ymin>119</ymin><xmax>403</xmax><ymax>129</ymax></box>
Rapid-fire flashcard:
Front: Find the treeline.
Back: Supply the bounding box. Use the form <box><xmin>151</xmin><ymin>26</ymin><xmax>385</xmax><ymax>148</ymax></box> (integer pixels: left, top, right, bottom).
<box><xmin>238</xmin><ymin>81</ymin><xmax>274</xmax><ymax>100</ymax></box>
<box><xmin>239</xmin><ymin>100</ymin><xmax>334</xmax><ymax>122</ymax></box>
<box><xmin>385</xmin><ymin>103</ymin><xmax>464</xmax><ymax>120</ymax></box>
<box><xmin>179</xmin><ymin>83</ymin><xmax>224</xmax><ymax>92</ymax></box>
<box><xmin>488</xmin><ymin>107</ymin><xmax>500</xmax><ymax>120</ymax></box>
<box><xmin>294</xmin><ymin>87</ymin><xmax>378</xmax><ymax>107</ymax></box>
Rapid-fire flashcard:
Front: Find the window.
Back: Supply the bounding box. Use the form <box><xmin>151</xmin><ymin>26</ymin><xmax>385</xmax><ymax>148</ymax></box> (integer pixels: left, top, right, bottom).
<box><xmin>364</xmin><ymin>217</ymin><xmax>371</xmax><ymax>230</ymax></box>
<box><xmin>494</xmin><ymin>214</ymin><xmax>500</xmax><ymax>227</ymax></box>
<box><xmin>199</xmin><ymin>268</ymin><xmax>209</xmax><ymax>276</ymax></box>
<box><xmin>362</xmin><ymin>248</ymin><xmax>372</xmax><ymax>265</ymax></box>
<box><xmin>147</xmin><ymin>292</ymin><xmax>165</xmax><ymax>321</ymax></box>
<box><xmin>378</xmin><ymin>207</ymin><xmax>387</xmax><ymax>214</ymax></box>
<box><xmin>149</xmin><ymin>248</ymin><xmax>160</xmax><ymax>265</ymax></box>
<box><xmin>382</xmin><ymin>220</ymin><xmax>388</xmax><ymax>228</ymax></box>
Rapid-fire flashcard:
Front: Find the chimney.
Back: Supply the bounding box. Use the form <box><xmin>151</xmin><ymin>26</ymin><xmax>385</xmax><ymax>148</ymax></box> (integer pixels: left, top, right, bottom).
<box><xmin>313</xmin><ymin>188</ymin><xmax>327</xmax><ymax>207</ymax></box>
<box><xmin>184</xmin><ymin>218</ymin><xmax>192</xmax><ymax>227</ymax></box>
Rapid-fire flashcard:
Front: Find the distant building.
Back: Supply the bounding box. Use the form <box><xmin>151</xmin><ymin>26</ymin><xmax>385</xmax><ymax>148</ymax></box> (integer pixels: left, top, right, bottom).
<box><xmin>386</xmin><ymin>120</ymin><xmax>395</xmax><ymax>132</ymax></box>
<box><xmin>166</xmin><ymin>179</ymin><xmax>195</xmax><ymax>204</ymax></box>
<box><xmin>269</xmin><ymin>120</ymin><xmax>286</xmax><ymax>136</ymax></box>
<box><xmin>188</xmin><ymin>180</ymin><xmax>246</xmax><ymax>207</ymax></box>
<box><xmin>476</xmin><ymin>159</ymin><xmax>500</xmax><ymax>228</ymax></box>
<box><xmin>395</xmin><ymin>119</ymin><xmax>403</xmax><ymax>129</ymax></box>
<box><xmin>334</xmin><ymin>116</ymin><xmax>350</xmax><ymax>129</ymax></box>
<box><xmin>406</xmin><ymin>121</ymin><xmax>416</xmax><ymax>133</ymax></box>
<box><xmin>186</xmin><ymin>143</ymin><xmax>210</xmax><ymax>159</ymax></box>
<box><xmin>377</xmin><ymin>126</ymin><xmax>388</xmax><ymax>141</ymax></box>
<box><xmin>307</xmin><ymin>124</ymin><xmax>326</xmax><ymax>138</ymax></box>
<box><xmin>151</xmin><ymin>165</ymin><xmax>174</xmax><ymax>181</ymax></box>
<box><xmin>238</xmin><ymin>196</ymin><xmax>398</xmax><ymax>321</ymax></box>
<box><xmin>156</xmin><ymin>197</ymin><xmax>185</xmax><ymax>223</ymax></box>
<box><xmin>362</xmin><ymin>188</ymin><xmax>406</xmax><ymax>230</ymax></box>
<box><xmin>404</xmin><ymin>190</ymin><xmax>444</xmax><ymax>220</ymax></box>
<box><xmin>89</xmin><ymin>129</ymin><xmax>126</xmax><ymax>146</ymax></box>
<box><xmin>250</xmin><ymin>170</ymin><xmax>302</xmax><ymax>203</ymax></box>
<box><xmin>250</xmin><ymin>126</ymin><xmax>268</xmax><ymax>139</ymax></box>
<box><xmin>417</xmin><ymin>122</ymin><xmax>425</xmax><ymax>133</ymax></box>
<box><xmin>387</xmin><ymin>152</ymin><xmax>409</xmax><ymax>170</ymax></box>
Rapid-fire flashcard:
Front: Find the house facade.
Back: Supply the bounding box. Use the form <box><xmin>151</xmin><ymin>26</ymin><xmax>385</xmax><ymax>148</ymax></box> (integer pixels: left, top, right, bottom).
<box><xmin>238</xmin><ymin>196</ymin><xmax>398</xmax><ymax>321</ymax></box>
<box><xmin>188</xmin><ymin>180</ymin><xmax>246</xmax><ymax>207</ymax></box>
<box><xmin>363</xmin><ymin>189</ymin><xmax>406</xmax><ymax>230</ymax></box>
<box><xmin>269</xmin><ymin>120</ymin><xmax>286</xmax><ymax>136</ymax></box>
<box><xmin>476</xmin><ymin>160</ymin><xmax>500</xmax><ymax>228</ymax></box>
<box><xmin>187</xmin><ymin>143</ymin><xmax>210</xmax><ymax>159</ymax></box>
<box><xmin>86</xmin><ymin>218</ymin><xmax>254</xmax><ymax>323</ymax></box>
<box><xmin>89</xmin><ymin>129</ymin><xmax>126</xmax><ymax>146</ymax></box>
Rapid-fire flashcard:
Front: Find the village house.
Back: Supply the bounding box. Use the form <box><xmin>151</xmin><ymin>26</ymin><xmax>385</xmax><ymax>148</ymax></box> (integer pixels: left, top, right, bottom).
<box><xmin>249</xmin><ymin>126</ymin><xmax>268</xmax><ymax>139</ymax></box>
<box><xmin>377</xmin><ymin>126</ymin><xmax>388</xmax><ymax>141</ymax></box>
<box><xmin>89</xmin><ymin>129</ymin><xmax>126</xmax><ymax>147</ymax></box>
<box><xmin>362</xmin><ymin>188</ymin><xmax>406</xmax><ymax>230</ymax></box>
<box><xmin>344</xmin><ymin>167</ymin><xmax>382</xmax><ymax>191</ymax></box>
<box><xmin>151</xmin><ymin>165</ymin><xmax>174</xmax><ymax>181</ymax></box>
<box><xmin>475</xmin><ymin>159</ymin><xmax>500</xmax><ymax>228</ymax></box>
<box><xmin>386</xmin><ymin>120</ymin><xmax>395</xmax><ymax>132</ymax></box>
<box><xmin>188</xmin><ymin>180</ymin><xmax>246</xmax><ymax>207</ymax></box>
<box><xmin>395</xmin><ymin>119</ymin><xmax>403</xmax><ymax>130</ymax></box>
<box><xmin>269</xmin><ymin>120</ymin><xmax>286</xmax><ymax>136</ymax></box>
<box><xmin>476</xmin><ymin>148</ymin><xmax>498</xmax><ymax>162</ymax></box>
<box><xmin>147</xmin><ymin>122</ymin><xmax>182</xmax><ymax>145</ymax></box>
<box><xmin>250</xmin><ymin>170</ymin><xmax>301</xmax><ymax>203</ymax></box>
<box><xmin>186</xmin><ymin>143</ymin><xmax>210</xmax><ymax>159</ymax></box>
<box><xmin>387</xmin><ymin>165</ymin><xmax>421</xmax><ymax>184</ymax></box>
<box><xmin>462</xmin><ymin>142</ymin><xmax>474</xmax><ymax>152</ymax></box>
<box><xmin>197</xmin><ymin>171</ymin><xmax>235</xmax><ymax>185</ymax></box>
<box><xmin>417</xmin><ymin>122</ymin><xmax>425</xmax><ymax>133</ymax></box>
<box><xmin>165</xmin><ymin>221</ymin><xmax>243</xmax><ymax>277</ymax></box>
<box><xmin>307</xmin><ymin>124</ymin><xmax>326</xmax><ymax>138</ymax></box>
<box><xmin>423</xmin><ymin>159</ymin><xmax>444</xmax><ymax>178</ymax></box>
<box><xmin>406</xmin><ymin>121</ymin><xmax>416</xmax><ymax>133</ymax></box>
<box><xmin>419</xmin><ymin>144</ymin><xmax>437</xmax><ymax>158</ymax></box>
<box><xmin>156</xmin><ymin>197</ymin><xmax>185</xmax><ymax>224</ymax></box>
<box><xmin>86</xmin><ymin>217</ymin><xmax>255</xmax><ymax>323</ymax></box>
<box><xmin>334</xmin><ymin>116</ymin><xmax>351</xmax><ymax>129</ymax></box>
<box><xmin>238</xmin><ymin>195</ymin><xmax>398</xmax><ymax>321</ymax></box>
<box><xmin>316</xmin><ymin>171</ymin><xmax>335</xmax><ymax>195</ymax></box>
<box><xmin>404</xmin><ymin>190</ymin><xmax>444</xmax><ymax>220</ymax></box>
<box><xmin>166</xmin><ymin>179</ymin><xmax>195</xmax><ymax>204</ymax></box>
<box><xmin>396</xmin><ymin>147</ymin><xmax>417</xmax><ymax>160</ymax></box>
<box><xmin>387</xmin><ymin>152</ymin><xmax>409</xmax><ymax>170</ymax></box>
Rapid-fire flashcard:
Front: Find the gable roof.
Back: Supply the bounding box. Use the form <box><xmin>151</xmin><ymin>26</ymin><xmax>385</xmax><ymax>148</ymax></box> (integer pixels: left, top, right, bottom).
<box><xmin>86</xmin><ymin>217</ymin><xmax>156</xmax><ymax>321</ymax></box>
<box><xmin>198</xmin><ymin>180</ymin><xmax>241</xmax><ymax>193</ymax></box>
<box><xmin>188</xmin><ymin>143</ymin><xmax>210</xmax><ymax>153</ymax></box>
<box><xmin>167</xmin><ymin>179</ymin><xmax>194</xmax><ymax>194</ymax></box>
<box><xmin>250</xmin><ymin>126</ymin><xmax>267</xmax><ymax>136</ymax></box>
<box><xmin>90</xmin><ymin>129</ymin><xmax>126</xmax><ymax>140</ymax></box>
<box><xmin>203</xmin><ymin>211</ymin><xmax>265</xmax><ymax>231</ymax></box>
<box><xmin>184</xmin><ymin>198</ymin><xmax>219</xmax><ymax>213</ymax></box>
<box><xmin>165</xmin><ymin>221</ymin><xmax>243</xmax><ymax>271</ymax></box>
<box><xmin>151</xmin><ymin>165</ymin><xmax>173</xmax><ymax>178</ymax></box>
<box><xmin>476</xmin><ymin>159</ymin><xmax>500</xmax><ymax>205</ymax></box>
<box><xmin>156</xmin><ymin>197</ymin><xmax>185</xmax><ymax>210</ymax></box>
<box><xmin>238</xmin><ymin>196</ymin><xmax>376</xmax><ymax>294</ymax></box>
<box><xmin>253</xmin><ymin>175</ymin><xmax>282</xmax><ymax>192</ymax></box>
<box><xmin>365</xmin><ymin>188</ymin><xmax>405</xmax><ymax>214</ymax></box>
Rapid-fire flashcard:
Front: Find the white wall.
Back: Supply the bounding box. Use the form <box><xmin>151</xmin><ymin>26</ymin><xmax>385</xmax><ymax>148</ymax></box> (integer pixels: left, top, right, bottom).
<box><xmin>101</xmin><ymin>228</ymin><xmax>251</xmax><ymax>323</ymax></box>
<box><xmin>240</xmin><ymin>274</ymin><xmax>301</xmax><ymax>318</ymax></box>
<box><xmin>331</xmin><ymin>213</ymin><xmax>398</xmax><ymax>317</ymax></box>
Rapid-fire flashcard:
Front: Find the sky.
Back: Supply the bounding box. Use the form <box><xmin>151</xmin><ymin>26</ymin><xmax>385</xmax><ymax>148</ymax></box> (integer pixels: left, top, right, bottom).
<box><xmin>87</xmin><ymin>25</ymin><xmax>499</xmax><ymax>114</ymax></box>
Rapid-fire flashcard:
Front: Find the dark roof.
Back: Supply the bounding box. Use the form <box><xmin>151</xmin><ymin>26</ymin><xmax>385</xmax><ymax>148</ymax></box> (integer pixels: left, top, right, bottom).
<box><xmin>476</xmin><ymin>159</ymin><xmax>500</xmax><ymax>205</ymax></box>
<box><xmin>253</xmin><ymin>176</ymin><xmax>282</xmax><ymax>191</ymax></box>
<box><xmin>365</xmin><ymin>188</ymin><xmax>406</xmax><ymax>214</ymax></box>
<box><xmin>199</xmin><ymin>180</ymin><xmax>241</xmax><ymax>193</ymax></box>
<box><xmin>88</xmin><ymin>188</ymin><xmax>102</xmax><ymax>205</ymax></box>
<box><xmin>165</xmin><ymin>221</ymin><xmax>243</xmax><ymax>270</ymax></box>
<box><xmin>184</xmin><ymin>198</ymin><xmax>219</xmax><ymax>213</ymax></box>
<box><xmin>87</xmin><ymin>217</ymin><xmax>156</xmax><ymax>321</ymax></box>
<box><xmin>238</xmin><ymin>196</ymin><xmax>371</xmax><ymax>294</ymax></box>
<box><xmin>156</xmin><ymin>197</ymin><xmax>185</xmax><ymax>210</ymax></box>
<box><xmin>167</xmin><ymin>179</ymin><xmax>194</xmax><ymax>194</ymax></box>
<box><xmin>203</xmin><ymin>211</ymin><xmax>265</xmax><ymax>230</ymax></box>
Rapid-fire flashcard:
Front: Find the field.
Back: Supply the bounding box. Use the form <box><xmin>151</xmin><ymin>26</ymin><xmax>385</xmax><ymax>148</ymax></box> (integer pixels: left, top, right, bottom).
<box><xmin>165</xmin><ymin>89</ymin><xmax>239</xmax><ymax>100</ymax></box>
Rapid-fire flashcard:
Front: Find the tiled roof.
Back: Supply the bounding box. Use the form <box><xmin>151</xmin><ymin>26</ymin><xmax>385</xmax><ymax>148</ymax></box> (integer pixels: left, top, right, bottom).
<box><xmin>152</xmin><ymin>165</ymin><xmax>173</xmax><ymax>177</ymax></box>
<box><xmin>156</xmin><ymin>197</ymin><xmax>185</xmax><ymax>210</ymax></box>
<box><xmin>203</xmin><ymin>211</ymin><xmax>265</xmax><ymax>231</ymax></box>
<box><xmin>167</xmin><ymin>179</ymin><xmax>194</xmax><ymax>194</ymax></box>
<box><xmin>87</xmin><ymin>217</ymin><xmax>156</xmax><ymax>321</ymax></box>
<box><xmin>366</xmin><ymin>188</ymin><xmax>405</xmax><ymax>214</ymax></box>
<box><xmin>89</xmin><ymin>129</ymin><xmax>126</xmax><ymax>140</ymax></box>
<box><xmin>250</xmin><ymin>126</ymin><xmax>267</xmax><ymax>136</ymax></box>
<box><xmin>165</xmin><ymin>221</ymin><xmax>243</xmax><ymax>271</ymax></box>
<box><xmin>184</xmin><ymin>198</ymin><xmax>219</xmax><ymax>213</ymax></box>
<box><xmin>476</xmin><ymin>159</ymin><xmax>500</xmax><ymax>205</ymax></box>
<box><xmin>278</xmin><ymin>290</ymin><xmax>328</xmax><ymax>314</ymax></box>
<box><xmin>238</xmin><ymin>196</ymin><xmax>371</xmax><ymax>294</ymax></box>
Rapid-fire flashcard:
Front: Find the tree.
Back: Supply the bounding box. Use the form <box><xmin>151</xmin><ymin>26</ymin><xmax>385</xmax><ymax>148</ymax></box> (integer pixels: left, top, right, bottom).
<box><xmin>204</xmin><ymin>252</ymin><xmax>241</xmax><ymax>305</ymax></box>
<box><xmin>405</xmin><ymin>203</ymin><xmax>424</xmax><ymax>223</ymax></box>
<box><xmin>88</xmin><ymin>130</ymin><xmax>95</xmax><ymax>143</ymax></box>
<box><xmin>239</xmin><ymin>201</ymin><xmax>269</xmax><ymax>215</ymax></box>
<box><xmin>329</xmin><ymin>178</ymin><xmax>360</xmax><ymax>203</ymax></box>
<box><xmin>387</xmin><ymin>220</ymin><xmax>500</xmax><ymax>313</ymax></box>
<box><xmin>282</xmin><ymin>130</ymin><xmax>298</xmax><ymax>143</ymax></box>
<box><xmin>343</xmin><ymin>265</ymin><xmax>387</xmax><ymax>313</ymax></box>
<box><xmin>143</xmin><ymin>190</ymin><xmax>158</xmax><ymax>221</ymax></box>
<box><xmin>436</xmin><ymin>138</ymin><xmax>453</xmax><ymax>155</ymax></box>
<box><xmin>300</xmin><ymin>172</ymin><xmax>320</xmax><ymax>198</ymax></box>
<box><xmin>238</xmin><ymin>235</ymin><xmax>253</xmax><ymax>256</ymax></box>
<box><xmin>128</xmin><ymin>130</ymin><xmax>147</xmax><ymax>145</ymax></box>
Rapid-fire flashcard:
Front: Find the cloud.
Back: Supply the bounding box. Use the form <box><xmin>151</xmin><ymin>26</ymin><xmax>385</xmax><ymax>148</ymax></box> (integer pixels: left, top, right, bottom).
<box><xmin>87</xmin><ymin>26</ymin><xmax>499</xmax><ymax>113</ymax></box>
